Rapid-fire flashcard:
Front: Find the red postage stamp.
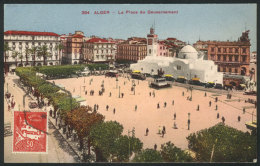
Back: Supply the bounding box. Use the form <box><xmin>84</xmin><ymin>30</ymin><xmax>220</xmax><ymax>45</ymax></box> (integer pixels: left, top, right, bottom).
<box><xmin>13</xmin><ymin>111</ymin><xmax>47</xmax><ymax>153</ymax></box>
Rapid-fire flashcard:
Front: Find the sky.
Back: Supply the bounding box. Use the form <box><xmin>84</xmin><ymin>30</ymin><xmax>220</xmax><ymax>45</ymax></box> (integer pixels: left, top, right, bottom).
<box><xmin>4</xmin><ymin>4</ymin><xmax>257</xmax><ymax>51</ymax></box>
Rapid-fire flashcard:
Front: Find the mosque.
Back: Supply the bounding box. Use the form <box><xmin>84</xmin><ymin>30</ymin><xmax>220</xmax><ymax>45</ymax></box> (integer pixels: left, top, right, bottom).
<box><xmin>130</xmin><ymin>27</ymin><xmax>223</xmax><ymax>84</ymax></box>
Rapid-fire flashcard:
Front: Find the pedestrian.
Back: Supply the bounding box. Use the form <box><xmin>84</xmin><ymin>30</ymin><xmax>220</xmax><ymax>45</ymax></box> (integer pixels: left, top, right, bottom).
<box><xmin>164</xmin><ymin>102</ymin><xmax>167</xmax><ymax>108</ymax></box>
<box><xmin>106</xmin><ymin>105</ymin><xmax>109</xmax><ymax>111</ymax></box>
<box><xmin>113</xmin><ymin>108</ymin><xmax>116</xmax><ymax>114</ymax></box>
<box><xmin>162</xmin><ymin>130</ymin><xmax>165</xmax><ymax>137</ymax></box>
<box><xmin>222</xmin><ymin>116</ymin><xmax>225</xmax><ymax>123</ymax></box>
<box><xmin>158</xmin><ymin>126</ymin><xmax>161</xmax><ymax>134</ymax></box>
<box><xmin>215</xmin><ymin>97</ymin><xmax>218</xmax><ymax>102</ymax></box>
<box><xmin>85</xmin><ymin>90</ymin><xmax>87</xmax><ymax>95</ymax></box>
<box><xmin>157</xmin><ymin>103</ymin><xmax>160</xmax><ymax>109</ymax></box>
<box><xmin>163</xmin><ymin>126</ymin><xmax>166</xmax><ymax>134</ymax></box>
<box><xmin>182</xmin><ymin>91</ymin><xmax>184</xmax><ymax>96</ymax></box>
<box><xmin>135</xmin><ymin>105</ymin><xmax>137</xmax><ymax>111</ymax></box>
<box><xmin>109</xmin><ymin>92</ymin><xmax>111</xmax><ymax>97</ymax></box>
<box><xmin>172</xmin><ymin>100</ymin><xmax>174</xmax><ymax>105</ymax></box>
<box><xmin>154</xmin><ymin>144</ymin><xmax>157</xmax><ymax>150</ymax></box>
<box><xmin>217</xmin><ymin>113</ymin><xmax>219</xmax><ymax>119</ymax></box>
<box><xmin>238</xmin><ymin>116</ymin><xmax>241</xmax><ymax>122</ymax></box>
<box><xmin>243</xmin><ymin>108</ymin><xmax>245</xmax><ymax>114</ymax></box>
<box><xmin>188</xmin><ymin>119</ymin><xmax>190</xmax><ymax>130</ymax></box>
<box><xmin>197</xmin><ymin>105</ymin><xmax>200</xmax><ymax>111</ymax></box>
<box><xmin>153</xmin><ymin>91</ymin><xmax>155</xmax><ymax>98</ymax></box>
<box><xmin>121</xmin><ymin>93</ymin><xmax>124</xmax><ymax>98</ymax></box>
<box><xmin>205</xmin><ymin>92</ymin><xmax>207</xmax><ymax>97</ymax></box>
<box><xmin>216</xmin><ymin>105</ymin><xmax>218</xmax><ymax>110</ymax></box>
<box><xmin>146</xmin><ymin>128</ymin><xmax>149</xmax><ymax>136</ymax></box>
<box><xmin>149</xmin><ymin>92</ymin><xmax>151</xmax><ymax>96</ymax></box>
<box><xmin>173</xmin><ymin>122</ymin><xmax>178</xmax><ymax>129</ymax></box>
<box><xmin>97</xmin><ymin>104</ymin><xmax>99</xmax><ymax>110</ymax></box>
<box><xmin>174</xmin><ymin>113</ymin><xmax>176</xmax><ymax>120</ymax></box>
<box><xmin>209</xmin><ymin>101</ymin><xmax>212</xmax><ymax>107</ymax></box>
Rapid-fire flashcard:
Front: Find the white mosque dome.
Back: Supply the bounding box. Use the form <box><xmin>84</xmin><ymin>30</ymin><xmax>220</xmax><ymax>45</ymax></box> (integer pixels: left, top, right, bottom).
<box><xmin>178</xmin><ymin>45</ymin><xmax>198</xmax><ymax>60</ymax></box>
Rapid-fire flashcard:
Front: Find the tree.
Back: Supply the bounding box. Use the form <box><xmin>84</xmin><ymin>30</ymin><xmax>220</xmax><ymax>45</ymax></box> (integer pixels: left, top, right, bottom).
<box><xmin>160</xmin><ymin>141</ymin><xmax>193</xmax><ymax>162</ymax></box>
<box><xmin>133</xmin><ymin>149</ymin><xmax>163</xmax><ymax>162</ymax></box>
<box><xmin>186</xmin><ymin>123</ymin><xmax>257</xmax><ymax>162</ymax></box>
<box><xmin>66</xmin><ymin>106</ymin><xmax>104</xmax><ymax>154</ymax></box>
<box><xmin>55</xmin><ymin>43</ymin><xmax>64</xmax><ymax>65</ymax></box>
<box><xmin>29</xmin><ymin>46</ymin><xmax>38</xmax><ymax>66</ymax></box>
<box><xmin>18</xmin><ymin>52</ymin><xmax>24</xmax><ymax>66</ymax></box>
<box><xmin>4</xmin><ymin>42</ymin><xmax>11</xmax><ymax>73</ymax></box>
<box><xmin>89</xmin><ymin>121</ymin><xmax>124</xmax><ymax>162</ymax></box>
<box><xmin>113</xmin><ymin>135</ymin><xmax>143</xmax><ymax>162</ymax></box>
<box><xmin>37</xmin><ymin>45</ymin><xmax>52</xmax><ymax>65</ymax></box>
<box><xmin>11</xmin><ymin>51</ymin><xmax>19</xmax><ymax>66</ymax></box>
<box><xmin>24</xmin><ymin>48</ymin><xmax>31</xmax><ymax>66</ymax></box>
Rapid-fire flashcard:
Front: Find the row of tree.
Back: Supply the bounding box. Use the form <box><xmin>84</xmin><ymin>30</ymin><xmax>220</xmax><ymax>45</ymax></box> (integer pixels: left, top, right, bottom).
<box><xmin>4</xmin><ymin>43</ymin><xmax>64</xmax><ymax>67</ymax></box>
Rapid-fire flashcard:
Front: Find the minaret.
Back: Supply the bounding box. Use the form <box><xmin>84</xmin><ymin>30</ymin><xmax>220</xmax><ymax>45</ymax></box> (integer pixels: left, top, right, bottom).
<box><xmin>147</xmin><ymin>26</ymin><xmax>158</xmax><ymax>56</ymax></box>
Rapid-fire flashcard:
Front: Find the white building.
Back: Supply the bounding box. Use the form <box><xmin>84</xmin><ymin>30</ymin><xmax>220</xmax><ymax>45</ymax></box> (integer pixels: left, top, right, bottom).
<box><xmin>130</xmin><ymin>28</ymin><xmax>223</xmax><ymax>84</ymax></box>
<box><xmin>4</xmin><ymin>30</ymin><xmax>62</xmax><ymax>72</ymax></box>
<box><xmin>83</xmin><ymin>38</ymin><xmax>116</xmax><ymax>63</ymax></box>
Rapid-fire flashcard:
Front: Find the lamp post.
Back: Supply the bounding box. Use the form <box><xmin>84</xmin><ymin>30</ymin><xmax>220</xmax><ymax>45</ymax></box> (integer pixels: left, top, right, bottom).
<box><xmin>116</xmin><ymin>77</ymin><xmax>118</xmax><ymax>89</ymax></box>
<box><xmin>119</xmin><ymin>86</ymin><xmax>121</xmax><ymax>98</ymax></box>
<box><xmin>132</xmin><ymin>80</ymin><xmax>136</xmax><ymax>95</ymax></box>
<box><xmin>189</xmin><ymin>86</ymin><xmax>193</xmax><ymax>101</ymax></box>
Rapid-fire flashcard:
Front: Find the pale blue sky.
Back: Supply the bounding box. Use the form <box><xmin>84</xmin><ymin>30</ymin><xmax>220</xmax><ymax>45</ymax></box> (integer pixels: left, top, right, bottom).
<box><xmin>4</xmin><ymin>4</ymin><xmax>257</xmax><ymax>51</ymax></box>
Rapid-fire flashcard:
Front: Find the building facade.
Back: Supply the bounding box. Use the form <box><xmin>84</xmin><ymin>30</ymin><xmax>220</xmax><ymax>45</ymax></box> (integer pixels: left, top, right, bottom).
<box><xmin>83</xmin><ymin>38</ymin><xmax>116</xmax><ymax>63</ymax></box>
<box><xmin>63</xmin><ymin>31</ymin><xmax>85</xmax><ymax>65</ymax></box>
<box><xmin>4</xmin><ymin>30</ymin><xmax>61</xmax><ymax>73</ymax></box>
<box><xmin>116</xmin><ymin>37</ymin><xmax>147</xmax><ymax>62</ymax></box>
<box><xmin>194</xmin><ymin>30</ymin><xmax>251</xmax><ymax>76</ymax></box>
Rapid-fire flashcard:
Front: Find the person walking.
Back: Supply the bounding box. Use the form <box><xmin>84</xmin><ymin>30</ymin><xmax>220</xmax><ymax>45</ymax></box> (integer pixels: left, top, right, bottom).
<box><xmin>109</xmin><ymin>92</ymin><xmax>112</xmax><ymax>97</ymax></box>
<box><xmin>135</xmin><ymin>105</ymin><xmax>137</xmax><ymax>111</ymax></box>
<box><xmin>158</xmin><ymin>126</ymin><xmax>161</xmax><ymax>134</ymax></box>
<box><xmin>216</xmin><ymin>105</ymin><xmax>218</xmax><ymax>110</ymax></box>
<box><xmin>121</xmin><ymin>93</ymin><xmax>124</xmax><ymax>98</ymax></box>
<box><xmin>215</xmin><ymin>97</ymin><xmax>218</xmax><ymax>102</ymax></box>
<box><xmin>157</xmin><ymin>103</ymin><xmax>160</xmax><ymax>109</ymax></box>
<box><xmin>146</xmin><ymin>128</ymin><xmax>149</xmax><ymax>136</ymax></box>
<box><xmin>106</xmin><ymin>105</ymin><xmax>109</xmax><ymax>111</ymax></box>
<box><xmin>243</xmin><ymin>108</ymin><xmax>245</xmax><ymax>114</ymax></box>
<box><xmin>164</xmin><ymin>102</ymin><xmax>167</xmax><ymax>108</ymax></box>
<box><xmin>163</xmin><ymin>126</ymin><xmax>166</xmax><ymax>134</ymax></box>
<box><xmin>113</xmin><ymin>108</ymin><xmax>116</xmax><ymax>114</ymax></box>
<box><xmin>182</xmin><ymin>91</ymin><xmax>184</xmax><ymax>96</ymax></box>
<box><xmin>197</xmin><ymin>105</ymin><xmax>200</xmax><ymax>111</ymax></box>
<box><xmin>217</xmin><ymin>113</ymin><xmax>219</xmax><ymax>119</ymax></box>
<box><xmin>162</xmin><ymin>130</ymin><xmax>165</xmax><ymax>138</ymax></box>
<box><xmin>188</xmin><ymin>119</ymin><xmax>190</xmax><ymax>130</ymax></box>
<box><xmin>154</xmin><ymin>144</ymin><xmax>157</xmax><ymax>150</ymax></box>
<box><xmin>204</xmin><ymin>92</ymin><xmax>207</xmax><ymax>97</ymax></box>
<box><xmin>149</xmin><ymin>92</ymin><xmax>151</xmax><ymax>96</ymax></box>
<box><xmin>174</xmin><ymin>113</ymin><xmax>176</xmax><ymax>120</ymax></box>
<box><xmin>172</xmin><ymin>100</ymin><xmax>174</xmax><ymax>105</ymax></box>
<box><xmin>238</xmin><ymin>116</ymin><xmax>241</xmax><ymax>122</ymax></box>
<box><xmin>153</xmin><ymin>91</ymin><xmax>155</xmax><ymax>98</ymax></box>
<box><xmin>97</xmin><ymin>104</ymin><xmax>99</xmax><ymax>110</ymax></box>
<box><xmin>222</xmin><ymin>116</ymin><xmax>225</xmax><ymax>123</ymax></box>
<box><xmin>209</xmin><ymin>101</ymin><xmax>212</xmax><ymax>107</ymax></box>
<box><xmin>173</xmin><ymin>122</ymin><xmax>178</xmax><ymax>129</ymax></box>
<box><xmin>85</xmin><ymin>90</ymin><xmax>87</xmax><ymax>95</ymax></box>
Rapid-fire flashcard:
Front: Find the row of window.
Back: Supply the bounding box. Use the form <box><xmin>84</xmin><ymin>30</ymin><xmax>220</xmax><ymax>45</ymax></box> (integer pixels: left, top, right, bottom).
<box><xmin>211</xmin><ymin>47</ymin><xmax>248</xmax><ymax>54</ymax></box>
<box><xmin>118</xmin><ymin>46</ymin><xmax>147</xmax><ymax>51</ymax></box>
<box><xmin>218</xmin><ymin>66</ymin><xmax>238</xmax><ymax>73</ymax></box>
<box><xmin>5</xmin><ymin>35</ymin><xmax>58</xmax><ymax>40</ymax></box>
<box><xmin>85</xmin><ymin>44</ymin><xmax>113</xmax><ymax>48</ymax></box>
<box><xmin>211</xmin><ymin>54</ymin><xmax>247</xmax><ymax>62</ymax></box>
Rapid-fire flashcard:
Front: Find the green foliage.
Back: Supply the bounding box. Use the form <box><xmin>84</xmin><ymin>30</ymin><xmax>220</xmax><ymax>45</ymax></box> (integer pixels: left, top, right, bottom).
<box><xmin>113</xmin><ymin>135</ymin><xmax>143</xmax><ymax>162</ymax></box>
<box><xmin>160</xmin><ymin>141</ymin><xmax>193</xmax><ymax>162</ymax></box>
<box><xmin>186</xmin><ymin>123</ymin><xmax>257</xmax><ymax>162</ymax></box>
<box><xmin>85</xmin><ymin>64</ymin><xmax>109</xmax><ymax>71</ymax></box>
<box><xmin>89</xmin><ymin>121</ymin><xmax>124</xmax><ymax>161</ymax></box>
<box><xmin>38</xmin><ymin>65</ymin><xmax>84</xmax><ymax>78</ymax></box>
<box><xmin>133</xmin><ymin>149</ymin><xmax>163</xmax><ymax>162</ymax></box>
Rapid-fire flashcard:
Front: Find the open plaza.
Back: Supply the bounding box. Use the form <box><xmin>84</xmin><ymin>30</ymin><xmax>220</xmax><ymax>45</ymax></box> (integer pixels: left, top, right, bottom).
<box><xmin>50</xmin><ymin>74</ymin><xmax>256</xmax><ymax>150</ymax></box>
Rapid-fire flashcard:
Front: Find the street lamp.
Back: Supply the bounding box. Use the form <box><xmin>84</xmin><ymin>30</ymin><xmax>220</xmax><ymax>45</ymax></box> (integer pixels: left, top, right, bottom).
<box><xmin>119</xmin><ymin>86</ymin><xmax>121</xmax><ymax>98</ymax></box>
<box><xmin>189</xmin><ymin>86</ymin><xmax>193</xmax><ymax>101</ymax></box>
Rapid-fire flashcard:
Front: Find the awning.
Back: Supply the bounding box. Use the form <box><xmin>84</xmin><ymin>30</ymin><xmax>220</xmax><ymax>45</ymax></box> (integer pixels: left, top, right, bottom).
<box><xmin>192</xmin><ymin>78</ymin><xmax>200</xmax><ymax>81</ymax></box>
<box><xmin>164</xmin><ymin>74</ymin><xmax>173</xmax><ymax>77</ymax></box>
<box><xmin>208</xmin><ymin>82</ymin><xmax>215</xmax><ymax>84</ymax></box>
<box><xmin>240</xmin><ymin>84</ymin><xmax>246</xmax><ymax>87</ymax></box>
<box><xmin>177</xmin><ymin>76</ymin><xmax>186</xmax><ymax>79</ymax></box>
<box><xmin>133</xmin><ymin>70</ymin><xmax>141</xmax><ymax>73</ymax></box>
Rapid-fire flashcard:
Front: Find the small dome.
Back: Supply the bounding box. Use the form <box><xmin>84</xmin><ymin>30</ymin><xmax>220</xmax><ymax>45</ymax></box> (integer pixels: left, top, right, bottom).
<box><xmin>178</xmin><ymin>45</ymin><xmax>198</xmax><ymax>59</ymax></box>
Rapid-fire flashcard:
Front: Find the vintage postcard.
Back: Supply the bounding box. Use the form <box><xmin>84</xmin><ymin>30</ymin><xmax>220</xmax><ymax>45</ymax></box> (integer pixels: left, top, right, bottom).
<box><xmin>3</xmin><ymin>3</ymin><xmax>257</xmax><ymax>163</ymax></box>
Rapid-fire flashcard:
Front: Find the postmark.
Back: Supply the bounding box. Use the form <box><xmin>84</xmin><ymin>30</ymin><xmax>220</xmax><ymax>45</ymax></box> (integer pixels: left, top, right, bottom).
<box><xmin>13</xmin><ymin>111</ymin><xmax>48</xmax><ymax>153</ymax></box>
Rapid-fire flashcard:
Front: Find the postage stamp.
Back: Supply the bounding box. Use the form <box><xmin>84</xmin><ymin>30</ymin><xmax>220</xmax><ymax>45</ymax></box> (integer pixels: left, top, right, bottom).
<box><xmin>13</xmin><ymin>111</ymin><xmax>48</xmax><ymax>153</ymax></box>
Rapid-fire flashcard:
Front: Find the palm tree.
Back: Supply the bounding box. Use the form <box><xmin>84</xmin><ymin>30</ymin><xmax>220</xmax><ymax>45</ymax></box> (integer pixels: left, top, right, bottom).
<box><xmin>37</xmin><ymin>45</ymin><xmax>51</xmax><ymax>65</ymax></box>
<box><xmin>11</xmin><ymin>51</ymin><xmax>19</xmax><ymax>67</ymax></box>
<box><xmin>29</xmin><ymin>46</ymin><xmax>38</xmax><ymax>66</ymax></box>
<box><xmin>4</xmin><ymin>43</ymin><xmax>11</xmax><ymax>73</ymax></box>
<box><xmin>18</xmin><ymin>52</ymin><xmax>23</xmax><ymax>67</ymax></box>
<box><xmin>24</xmin><ymin>48</ymin><xmax>31</xmax><ymax>66</ymax></box>
<box><xmin>55</xmin><ymin>43</ymin><xmax>64</xmax><ymax>65</ymax></box>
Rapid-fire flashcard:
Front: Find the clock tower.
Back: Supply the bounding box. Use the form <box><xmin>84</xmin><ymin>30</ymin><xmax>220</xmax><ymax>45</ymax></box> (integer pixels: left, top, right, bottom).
<box><xmin>147</xmin><ymin>27</ymin><xmax>158</xmax><ymax>56</ymax></box>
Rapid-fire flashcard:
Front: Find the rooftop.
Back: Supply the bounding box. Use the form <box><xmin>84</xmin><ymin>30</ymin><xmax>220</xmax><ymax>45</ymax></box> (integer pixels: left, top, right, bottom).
<box><xmin>4</xmin><ymin>30</ymin><xmax>60</xmax><ymax>37</ymax></box>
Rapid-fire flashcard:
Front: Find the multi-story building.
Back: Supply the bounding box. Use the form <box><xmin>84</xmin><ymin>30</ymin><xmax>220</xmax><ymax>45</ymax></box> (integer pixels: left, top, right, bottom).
<box><xmin>4</xmin><ymin>30</ymin><xmax>61</xmax><ymax>73</ymax></box>
<box><xmin>63</xmin><ymin>31</ymin><xmax>85</xmax><ymax>65</ymax></box>
<box><xmin>250</xmin><ymin>51</ymin><xmax>257</xmax><ymax>82</ymax></box>
<box><xmin>157</xmin><ymin>41</ymin><xmax>170</xmax><ymax>57</ymax></box>
<box><xmin>193</xmin><ymin>30</ymin><xmax>251</xmax><ymax>76</ymax></box>
<box><xmin>83</xmin><ymin>37</ymin><xmax>116</xmax><ymax>64</ymax></box>
<box><xmin>116</xmin><ymin>37</ymin><xmax>147</xmax><ymax>62</ymax></box>
<box><xmin>162</xmin><ymin>38</ymin><xmax>186</xmax><ymax>57</ymax></box>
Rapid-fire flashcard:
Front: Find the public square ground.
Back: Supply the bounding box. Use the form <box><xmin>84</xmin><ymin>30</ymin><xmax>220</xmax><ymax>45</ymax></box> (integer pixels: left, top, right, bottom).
<box><xmin>51</xmin><ymin>74</ymin><xmax>257</xmax><ymax>150</ymax></box>
<box><xmin>4</xmin><ymin>73</ymin><xmax>257</xmax><ymax>162</ymax></box>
